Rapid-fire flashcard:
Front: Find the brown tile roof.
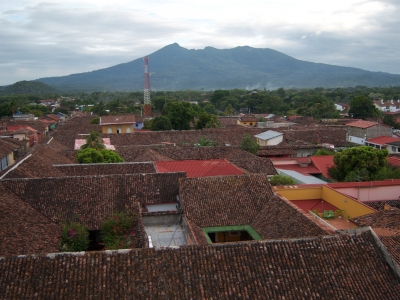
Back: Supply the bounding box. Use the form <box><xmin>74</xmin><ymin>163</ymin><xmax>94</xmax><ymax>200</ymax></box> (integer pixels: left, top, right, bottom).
<box><xmin>2</xmin><ymin>173</ymin><xmax>185</xmax><ymax>230</ymax></box>
<box><xmin>180</xmin><ymin>174</ymin><xmax>326</xmax><ymax>243</ymax></box>
<box><xmin>0</xmin><ymin>183</ymin><xmax>60</xmax><ymax>257</ymax></box>
<box><xmin>0</xmin><ymin>232</ymin><xmax>399</xmax><ymax>298</ymax></box>
<box><xmin>180</xmin><ymin>174</ymin><xmax>274</xmax><ymax>230</ymax></box>
<box><xmin>100</xmin><ymin>115</ymin><xmax>136</xmax><ymax>125</ymax></box>
<box><xmin>53</xmin><ymin>162</ymin><xmax>156</xmax><ymax>176</ymax></box>
<box><xmin>239</xmin><ymin>114</ymin><xmax>257</xmax><ymax>122</ymax></box>
<box><xmin>251</xmin><ymin>195</ymin><xmax>331</xmax><ymax>239</ymax></box>
<box><xmin>2</xmin><ymin>144</ymin><xmax>73</xmax><ymax>179</ymax></box>
<box><xmin>116</xmin><ymin>145</ymin><xmax>277</xmax><ymax>174</ymax></box>
<box><xmin>0</xmin><ymin>139</ymin><xmax>16</xmax><ymax>158</ymax></box>
<box><xmin>380</xmin><ymin>235</ymin><xmax>400</xmax><ymax>267</ymax></box>
<box><xmin>346</xmin><ymin>120</ymin><xmax>379</xmax><ymax>129</ymax></box>
<box><xmin>364</xmin><ymin>200</ymin><xmax>400</xmax><ymax>211</ymax></box>
<box><xmin>352</xmin><ymin>209</ymin><xmax>400</xmax><ymax>230</ymax></box>
<box><xmin>284</xmin><ymin>128</ymin><xmax>347</xmax><ymax>147</ymax></box>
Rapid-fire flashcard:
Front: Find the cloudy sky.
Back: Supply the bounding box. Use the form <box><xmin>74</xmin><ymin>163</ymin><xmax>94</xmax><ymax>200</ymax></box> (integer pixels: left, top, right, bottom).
<box><xmin>1</xmin><ymin>0</ymin><xmax>399</xmax><ymax>86</ymax></box>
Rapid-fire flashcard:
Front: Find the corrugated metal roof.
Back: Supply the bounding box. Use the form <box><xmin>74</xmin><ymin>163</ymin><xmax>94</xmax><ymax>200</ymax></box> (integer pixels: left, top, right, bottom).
<box><xmin>254</xmin><ymin>130</ymin><xmax>283</xmax><ymax>140</ymax></box>
<box><xmin>277</xmin><ymin>169</ymin><xmax>327</xmax><ymax>184</ymax></box>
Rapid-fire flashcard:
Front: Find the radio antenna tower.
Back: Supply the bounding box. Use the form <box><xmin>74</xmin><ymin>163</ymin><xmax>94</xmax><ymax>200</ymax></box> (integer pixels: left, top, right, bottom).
<box><xmin>143</xmin><ymin>56</ymin><xmax>152</xmax><ymax>117</ymax></box>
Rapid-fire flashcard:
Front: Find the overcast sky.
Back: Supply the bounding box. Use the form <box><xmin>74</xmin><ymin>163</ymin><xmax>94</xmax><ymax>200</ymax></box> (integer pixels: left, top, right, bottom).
<box><xmin>1</xmin><ymin>0</ymin><xmax>399</xmax><ymax>86</ymax></box>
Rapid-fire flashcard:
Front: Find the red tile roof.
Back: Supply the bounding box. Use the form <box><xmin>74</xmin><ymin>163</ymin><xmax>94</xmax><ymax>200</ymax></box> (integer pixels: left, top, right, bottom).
<box><xmin>155</xmin><ymin>159</ymin><xmax>244</xmax><ymax>177</ymax></box>
<box><xmin>327</xmin><ymin>179</ymin><xmax>400</xmax><ymax>188</ymax></box>
<box><xmin>366</xmin><ymin>136</ymin><xmax>400</xmax><ymax>146</ymax></box>
<box><xmin>310</xmin><ymin>155</ymin><xmax>335</xmax><ymax>178</ymax></box>
<box><xmin>388</xmin><ymin>157</ymin><xmax>400</xmax><ymax>167</ymax></box>
<box><xmin>346</xmin><ymin>120</ymin><xmax>379</xmax><ymax>129</ymax></box>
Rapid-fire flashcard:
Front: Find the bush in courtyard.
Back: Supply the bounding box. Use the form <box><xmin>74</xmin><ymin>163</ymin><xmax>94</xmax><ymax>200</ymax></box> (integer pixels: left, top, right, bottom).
<box><xmin>269</xmin><ymin>174</ymin><xmax>296</xmax><ymax>186</ymax></box>
<box><xmin>60</xmin><ymin>222</ymin><xmax>90</xmax><ymax>252</ymax></box>
<box><xmin>100</xmin><ymin>211</ymin><xmax>138</xmax><ymax>250</ymax></box>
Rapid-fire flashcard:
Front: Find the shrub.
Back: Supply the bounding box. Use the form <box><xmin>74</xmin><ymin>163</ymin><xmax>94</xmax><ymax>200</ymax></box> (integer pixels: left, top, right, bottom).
<box><xmin>90</xmin><ymin>117</ymin><xmax>100</xmax><ymax>124</ymax></box>
<box><xmin>100</xmin><ymin>211</ymin><xmax>138</xmax><ymax>250</ymax></box>
<box><xmin>60</xmin><ymin>222</ymin><xmax>90</xmax><ymax>252</ymax></box>
<box><xmin>240</xmin><ymin>133</ymin><xmax>260</xmax><ymax>154</ymax></box>
<box><xmin>269</xmin><ymin>174</ymin><xmax>296</xmax><ymax>186</ymax></box>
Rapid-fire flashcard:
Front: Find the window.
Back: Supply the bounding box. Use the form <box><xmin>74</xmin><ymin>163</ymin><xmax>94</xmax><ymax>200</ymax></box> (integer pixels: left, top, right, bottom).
<box><xmin>392</xmin><ymin>146</ymin><xmax>396</xmax><ymax>152</ymax></box>
<box><xmin>107</xmin><ymin>127</ymin><xmax>112</xmax><ymax>134</ymax></box>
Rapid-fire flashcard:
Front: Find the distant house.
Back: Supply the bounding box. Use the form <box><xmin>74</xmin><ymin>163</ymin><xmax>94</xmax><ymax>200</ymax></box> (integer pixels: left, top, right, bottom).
<box><xmin>237</xmin><ymin>114</ymin><xmax>257</xmax><ymax>126</ymax></box>
<box><xmin>13</xmin><ymin>114</ymin><xmax>34</xmax><ymax>121</ymax></box>
<box><xmin>373</xmin><ymin>99</ymin><xmax>400</xmax><ymax>113</ymax></box>
<box><xmin>0</xmin><ymin>139</ymin><xmax>17</xmax><ymax>171</ymax></box>
<box><xmin>346</xmin><ymin>120</ymin><xmax>392</xmax><ymax>145</ymax></box>
<box><xmin>100</xmin><ymin>115</ymin><xmax>136</xmax><ymax>134</ymax></box>
<box><xmin>254</xmin><ymin>130</ymin><xmax>283</xmax><ymax>146</ymax></box>
<box><xmin>365</xmin><ymin>136</ymin><xmax>400</xmax><ymax>153</ymax></box>
<box><xmin>334</xmin><ymin>103</ymin><xmax>350</xmax><ymax>111</ymax></box>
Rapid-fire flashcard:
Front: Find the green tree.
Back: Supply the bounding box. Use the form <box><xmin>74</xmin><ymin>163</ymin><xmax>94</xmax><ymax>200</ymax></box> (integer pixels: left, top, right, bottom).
<box><xmin>313</xmin><ymin>148</ymin><xmax>335</xmax><ymax>156</ymax></box>
<box><xmin>348</xmin><ymin>95</ymin><xmax>379</xmax><ymax>119</ymax></box>
<box><xmin>81</xmin><ymin>131</ymin><xmax>105</xmax><ymax>151</ymax></box>
<box><xmin>224</xmin><ymin>104</ymin><xmax>235</xmax><ymax>116</ymax></box>
<box><xmin>203</xmin><ymin>103</ymin><xmax>217</xmax><ymax>115</ymax></box>
<box><xmin>76</xmin><ymin>148</ymin><xmax>124</xmax><ymax>163</ymax></box>
<box><xmin>163</xmin><ymin>102</ymin><xmax>195</xmax><ymax>130</ymax></box>
<box><xmin>100</xmin><ymin>149</ymin><xmax>125</xmax><ymax>163</ymax></box>
<box><xmin>76</xmin><ymin>148</ymin><xmax>105</xmax><ymax>163</ymax></box>
<box><xmin>60</xmin><ymin>222</ymin><xmax>90</xmax><ymax>252</ymax></box>
<box><xmin>150</xmin><ymin>116</ymin><xmax>172</xmax><ymax>131</ymax></box>
<box><xmin>330</xmin><ymin>146</ymin><xmax>388</xmax><ymax>181</ymax></box>
<box><xmin>195</xmin><ymin>113</ymin><xmax>221</xmax><ymax>129</ymax></box>
<box><xmin>210</xmin><ymin>90</ymin><xmax>230</xmax><ymax>106</ymax></box>
<box><xmin>269</xmin><ymin>174</ymin><xmax>296</xmax><ymax>186</ymax></box>
<box><xmin>90</xmin><ymin>117</ymin><xmax>100</xmax><ymax>124</ymax></box>
<box><xmin>383</xmin><ymin>114</ymin><xmax>396</xmax><ymax>127</ymax></box>
<box><xmin>240</xmin><ymin>133</ymin><xmax>260</xmax><ymax>154</ymax></box>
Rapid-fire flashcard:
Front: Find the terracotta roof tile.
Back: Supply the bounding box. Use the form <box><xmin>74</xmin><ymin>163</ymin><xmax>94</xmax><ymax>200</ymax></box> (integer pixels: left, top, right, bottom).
<box><xmin>2</xmin><ymin>173</ymin><xmax>185</xmax><ymax>230</ymax></box>
<box><xmin>155</xmin><ymin>159</ymin><xmax>244</xmax><ymax>177</ymax></box>
<box><xmin>0</xmin><ymin>183</ymin><xmax>60</xmax><ymax>257</ymax></box>
<box><xmin>352</xmin><ymin>209</ymin><xmax>400</xmax><ymax>230</ymax></box>
<box><xmin>0</xmin><ymin>232</ymin><xmax>399</xmax><ymax>298</ymax></box>
<box><xmin>53</xmin><ymin>162</ymin><xmax>156</xmax><ymax>176</ymax></box>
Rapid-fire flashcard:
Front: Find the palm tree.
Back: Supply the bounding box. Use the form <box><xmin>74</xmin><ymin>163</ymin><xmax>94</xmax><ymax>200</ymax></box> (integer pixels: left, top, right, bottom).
<box><xmin>81</xmin><ymin>131</ymin><xmax>105</xmax><ymax>150</ymax></box>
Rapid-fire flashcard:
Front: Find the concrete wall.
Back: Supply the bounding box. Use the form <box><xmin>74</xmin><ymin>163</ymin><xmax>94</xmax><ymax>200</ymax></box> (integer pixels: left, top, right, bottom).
<box><xmin>333</xmin><ymin>186</ymin><xmax>400</xmax><ymax>201</ymax></box>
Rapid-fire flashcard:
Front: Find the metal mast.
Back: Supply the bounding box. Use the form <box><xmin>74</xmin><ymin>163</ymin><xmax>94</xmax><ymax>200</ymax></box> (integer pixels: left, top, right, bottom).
<box><xmin>143</xmin><ymin>56</ymin><xmax>152</xmax><ymax>117</ymax></box>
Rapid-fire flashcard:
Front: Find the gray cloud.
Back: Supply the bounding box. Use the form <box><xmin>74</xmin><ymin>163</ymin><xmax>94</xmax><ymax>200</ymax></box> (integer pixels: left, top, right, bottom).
<box><xmin>1</xmin><ymin>1</ymin><xmax>400</xmax><ymax>86</ymax></box>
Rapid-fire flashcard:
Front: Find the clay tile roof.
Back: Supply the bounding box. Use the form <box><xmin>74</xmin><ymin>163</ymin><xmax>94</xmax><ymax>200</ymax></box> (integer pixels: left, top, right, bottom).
<box><xmin>180</xmin><ymin>174</ymin><xmax>330</xmax><ymax>245</ymax></box>
<box><xmin>239</xmin><ymin>114</ymin><xmax>257</xmax><ymax>122</ymax></box>
<box><xmin>251</xmin><ymin>195</ymin><xmax>330</xmax><ymax>239</ymax></box>
<box><xmin>53</xmin><ymin>162</ymin><xmax>156</xmax><ymax>176</ymax></box>
<box><xmin>0</xmin><ymin>182</ymin><xmax>60</xmax><ymax>257</ymax></box>
<box><xmin>346</xmin><ymin>120</ymin><xmax>379</xmax><ymax>128</ymax></box>
<box><xmin>100</xmin><ymin>115</ymin><xmax>136</xmax><ymax>125</ymax></box>
<box><xmin>1</xmin><ymin>173</ymin><xmax>185</xmax><ymax>230</ymax></box>
<box><xmin>351</xmin><ymin>209</ymin><xmax>400</xmax><ymax>230</ymax></box>
<box><xmin>180</xmin><ymin>174</ymin><xmax>274</xmax><ymax>229</ymax></box>
<box><xmin>118</xmin><ymin>146</ymin><xmax>277</xmax><ymax>175</ymax></box>
<box><xmin>0</xmin><ymin>231</ymin><xmax>399</xmax><ymax>298</ymax></box>
<box><xmin>2</xmin><ymin>144</ymin><xmax>73</xmax><ymax>179</ymax></box>
<box><xmin>310</xmin><ymin>155</ymin><xmax>335</xmax><ymax>178</ymax></box>
<box><xmin>366</xmin><ymin>136</ymin><xmax>400</xmax><ymax>145</ymax></box>
<box><xmin>155</xmin><ymin>159</ymin><xmax>244</xmax><ymax>177</ymax></box>
<box><xmin>0</xmin><ymin>139</ymin><xmax>17</xmax><ymax>158</ymax></box>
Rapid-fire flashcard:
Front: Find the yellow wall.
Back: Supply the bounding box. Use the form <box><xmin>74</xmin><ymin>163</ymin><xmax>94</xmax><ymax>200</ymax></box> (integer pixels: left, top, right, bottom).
<box><xmin>320</xmin><ymin>186</ymin><xmax>375</xmax><ymax>218</ymax></box>
<box><xmin>101</xmin><ymin>124</ymin><xmax>134</xmax><ymax>134</ymax></box>
<box><xmin>275</xmin><ymin>185</ymin><xmax>375</xmax><ymax>218</ymax></box>
<box><xmin>274</xmin><ymin>186</ymin><xmax>322</xmax><ymax>200</ymax></box>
